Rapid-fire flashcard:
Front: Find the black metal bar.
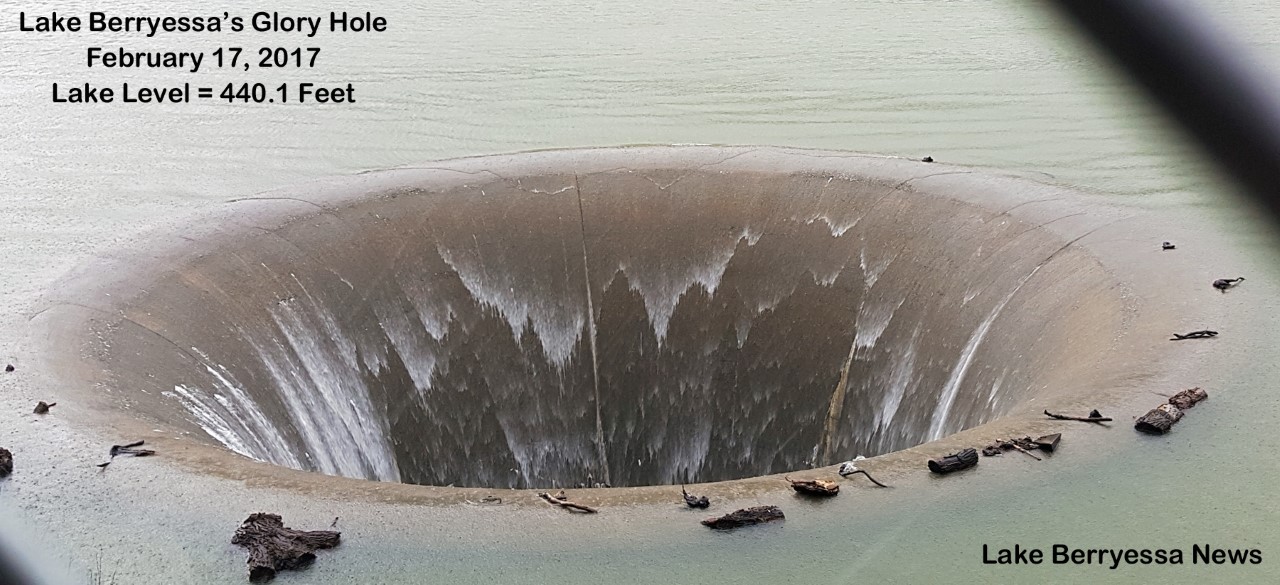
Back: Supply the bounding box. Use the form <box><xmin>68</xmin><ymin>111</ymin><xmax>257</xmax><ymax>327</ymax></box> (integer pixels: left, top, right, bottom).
<box><xmin>1046</xmin><ymin>0</ymin><xmax>1280</xmax><ymax>218</ymax></box>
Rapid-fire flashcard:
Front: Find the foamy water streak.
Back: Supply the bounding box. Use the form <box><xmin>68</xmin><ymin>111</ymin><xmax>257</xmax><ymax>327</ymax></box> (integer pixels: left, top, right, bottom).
<box><xmin>927</xmin><ymin>266</ymin><xmax>1040</xmax><ymax>440</ymax></box>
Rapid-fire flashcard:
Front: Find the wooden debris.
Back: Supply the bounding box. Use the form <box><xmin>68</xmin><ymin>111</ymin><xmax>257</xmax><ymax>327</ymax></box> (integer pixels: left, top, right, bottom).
<box><xmin>1170</xmin><ymin>329</ymin><xmax>1218</xmax><ymax>341</ymax></box>
<box><xmin>33</xmin><ymin>401</ymin><xmax>55</xmax><ymax>415</ymax></box>
<box><xmin>681</xmin><ymin>485</ymin><xmax>710</xmax><ymax>508</ymax></box>
<box><xmin>232</xmin><ymin>513</ymin><xmax>340</xmax><ymax>582</ymax></box>
<box><xmin>538</xmin><ymin>492</ymin><xmax>597</xmax><ymax>513</ymax></box>
<box><xmin>1044</xmin><ymin>409</ymin><xmax>1112</xmax><ymax>423</ymax></box>
<box><xmin>97</xmin><ymin>440</ymin><xmax>155</xmax><ymax>468</ymax></box>
<box><xmin>701</xmin><ymin>505</ymin><xmax>784</xmax><ymax>530</ymax></box>
<box><xmin>1136</xmin><ymin>388</ymin><xmax>1207</xmax><ymax>435</ymax></box>
<box><xmin>1135</xmin><ymin>404</ymin><xmax>1184</xmax><ymax>434</ymax></box>
<box><xmin>0</xmin><ymin>447</ymin><xmax>11</xmax><ymax>478</ymax></box>
<box><xmin>1212</xmin><ymin>277</ymin><xmax>1244</xmax><ymax>291</ymax></box>
<box><xmin>837</xmin><ymin>463</ymin><xmax>890</xmax><ymax>487</ymax></box>
<box><xmin>785</xmin><ymin>476</ymin><xmax>839</xmax><ymax>497</ymax></box>
<box><xmin>928</xmin><ymin>448</ymin><xmax>978</xmax><ymax>474</ymax></box>
<box><xmin>1034</xmin><ymin>433</ymin><xmax>1062</xmax><ymax>452</ymax></box>
<box><xmin>981</xmin><ymin>437</ymin><xmax>1041</xmax><ymax>460</ymax></box>
<box><xmin>1168</xmin><ymin>387</ymin><xmax>1208</xmax><ymax>410</ymax></box>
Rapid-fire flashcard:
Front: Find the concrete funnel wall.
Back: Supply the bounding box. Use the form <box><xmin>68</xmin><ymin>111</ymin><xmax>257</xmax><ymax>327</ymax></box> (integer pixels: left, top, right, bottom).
<box><xmin>34</xmin><ymin>147</ymin><xmax>1121</xmax><ymax>489</ymax></box>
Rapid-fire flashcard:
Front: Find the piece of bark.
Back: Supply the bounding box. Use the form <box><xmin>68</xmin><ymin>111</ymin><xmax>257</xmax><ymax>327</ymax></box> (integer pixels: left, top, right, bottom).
<box><xmin>538</xmin><ymin>492</ymin><xmax>597</xmax><ymax>513</ymax></box>
<box><xmin>928</xmin><ymin>448</ymin><xmax>978</xmax><ymax>474</ymax></box>
<box><xmin>1168</xmin><ymin>387</ymin><xmax>1208</xmax><ymax>410</ymax></box>
<box><xmin>0</xmin><ymin>447</ymin><xmax>11</xmax><ymax>478</ymax></box>
<box><xmin>1135</xmin><ymin>403</ymin><xmax>1185</xmax><ymax>434</ymax></box>
<box><xmin>33</xmin><ymin>401</ymin><xmax>55</xmax><ymax>415</ymax></box>
<box><xmin>701</xmin><ymin>506</ymin><xmax>785</xmax><ymax>530</ymax></box>
<box><xmin>231</xmin><ymin>513</ymin><xmax>340</xmax><ymax>582</ymax></box>
<box><xmin>1034</xmin><ymin>433</ymin><xmax>1061</xmax><ymax>452</ymax></box>
<box><xmin>1044</xmin><ymin>409</ymin><xmax>1112</xmax><ymax>423</ymax></box>
<box><xmin>785</xmin><ymin>476</ymin><xmax>839</xmax><ymax>496</ymax></box>
<box><xmin>681</xmin><ymin>486</ymin><xmax>710</xmax><ymax>508</ymax></box>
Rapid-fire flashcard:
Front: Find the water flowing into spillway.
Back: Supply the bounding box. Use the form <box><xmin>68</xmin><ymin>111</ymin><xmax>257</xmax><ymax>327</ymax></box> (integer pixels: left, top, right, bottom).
<box><xmin>45</xmin><ymin>148</ymin><xmax>1118</xmax><ymax>489</ymax></box>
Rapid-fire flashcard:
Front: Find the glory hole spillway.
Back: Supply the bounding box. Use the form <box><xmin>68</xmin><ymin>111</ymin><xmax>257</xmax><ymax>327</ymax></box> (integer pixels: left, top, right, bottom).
<box><xmin>38</xmin><ymin>147</ymin><xmax>1119</xmax><ymax>491</ymax></box>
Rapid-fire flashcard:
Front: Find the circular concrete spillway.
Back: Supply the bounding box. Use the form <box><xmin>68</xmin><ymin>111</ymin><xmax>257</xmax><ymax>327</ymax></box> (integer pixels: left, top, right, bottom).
<box><xmin>36</xmin><ymin>147</ymin><xmax>1121</xmax><ymax>490</ymax></box>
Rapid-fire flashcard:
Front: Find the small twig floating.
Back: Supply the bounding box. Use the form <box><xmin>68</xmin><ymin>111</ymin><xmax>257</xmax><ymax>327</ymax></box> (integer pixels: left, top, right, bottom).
<box><xmin>33</xmin><ymin>401</ymin><xmax>55</xmax><ymax>415</ymax></box>
<box><xmin>785</xmin><ymin>476</ymin><xmax>839</xmax><ymax>497</ymax></box>
<box><xmin>702</xmin><ymin>506</ymin><xmax>784</xmax><ymax>530</ymax></box>
<box><xmin>538</xmin><ymin>492</ymin><xmax>597</xmax><ymax>513</ymax></box>
<box><xmin>1043</xmin><ymin>409</ymin><xmax>1112</xmax><ymax>423</ymax></box>
<box><xmin>96</xmin><ymin>440</ymin><xmax>155</xmax><ymax>468</ymax></box>
<box><xmin>837</xmin><ymin>462</ymin><xmax>890</xmax><ymax>487</ymax></box>
<box><xmin>681</xmin><ymin>485</ymin><xmax>710</xmax><ymax>508</ymax></box>
<box><xmin>928</xmin><ymin>448</ymin><xmax>978</xmax><ymax>474</ymax></box>
<box><xmin>1170</xmin><ymin>329</ymin><xmax>1218</xmax><ymax>341</ymax></box>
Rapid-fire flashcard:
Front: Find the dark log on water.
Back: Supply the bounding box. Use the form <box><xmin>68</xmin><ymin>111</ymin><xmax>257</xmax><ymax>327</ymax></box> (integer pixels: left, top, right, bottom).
<box><xmin>0</xmin><ymin>447</ymin><xmax>11</xmax><ymax>478</ymax></box>
<box><xmin>1034</xmin><ymin>433</ymin><xmax>1062</xmax><ymax>452</ymax></box>
<box><xmin>928</xmin><ymin>448</ymin><xmax>978</xmax><ymax>474</ymax></box>
<box><xmin>785</xmin><ymin>476</ymin><xmax>839</xmax><ymax>496</ymax></box>
<box><xmin>1168</xmin><ymin>387</ymin><xmax>1208</xmax><ymax>410</ymax></box>
<box><xmin>231</xmin><ymin>513</ymin><xmax>340</xmax><ymax>582</ymax></box>
<box><xmin>701</xmin><ymin>506</ymin><xmax>784</xmax><ymax>530</ymax></box>
<box><xmin>1135</xmin><ymin>404</ymin><xmax>1184</xmax><ymax>434</ymax></box>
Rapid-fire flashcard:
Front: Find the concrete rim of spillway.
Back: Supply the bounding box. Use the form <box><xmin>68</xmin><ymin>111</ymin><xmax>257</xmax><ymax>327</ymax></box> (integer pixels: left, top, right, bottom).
<box><xmin>24</xmin><ymin>145</ymin><xmax>1197</xmax><ymax>506</ymax></box>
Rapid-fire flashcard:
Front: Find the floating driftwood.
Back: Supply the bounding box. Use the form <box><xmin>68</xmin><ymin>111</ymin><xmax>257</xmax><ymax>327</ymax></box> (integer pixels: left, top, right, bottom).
<box><xmin>232</xmin><ymin>513</ymin><xmax>340</xmax><ymax>582</ymax></box>
<box><xmin>701</xmin><ymin>506</ymin><xmax>784</xmax><ymax>530</ymax></box>
<box><xmin>1135</xmin><ymin>404</ymin><xmax>1184</xmax><ymax>434</ymax></box>
<box><xmin>538</xmin><ymin>492</ymin><xmax>597</xmax><ymax>513</ymax></box>
<box><xmin>981</xmin><ymin>437</ymin><xmax>1041</xmax><ymax>460</ymax></box>
<box><xmin>1136</xmin><ymin>388</ymin><xmax>1208</xmax><ymax>434</ymax></box>
<box><xmin>1034</xmin><ymin>433</ymin><xmax>1062</xmax><ymax>452</ymax></box>
<box><xmin>837</xmin><ymin>461</ymin><xmax>890</xmax><ymax>487</ymax></box>
<box><xmin>1212</xmin><ymin>277</ymin><xmax>1244</xmax><ymax>291</ymax></box>
<box><xmin>1044</xmin><ymin>409</ymin><xmax>1112</xmax><ymax>423</ymax></box>
<box><xmin>0</xmin><ymin>447</ymin><xmax>11</xmax><ymax>478</ymax></box>
<box><xmin>681</xmin><ymin>486</ymin><xmax>710</xmax><ymax>509</ymax></box>
<box><xmin>928</xmin><ymin>448</ymin><xmax>978</xmax><ymax>474</ymax></box>
<box><xmin>1168</xmin><ymin>387</ymin><xmax>1208</xmax><ymax>410</ymax></box>
<box><xmin>785</xmin><ymin>476</ymin><xmax>839</xmax><ymax>497</ymax></box>
<box><xmin>96</xmin><ymin>440</ymin><xmax>155</xmax><ymax>469</ymax></box>
<box><xmin>33</xmin><ymin>401</ymin><xmax>55</xmax><ymax>415</ymax></box>
<box><xmin>1170</xmin><ymin>329</ymin><xmax>1218</xmax><ymax>341</ymax></box>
